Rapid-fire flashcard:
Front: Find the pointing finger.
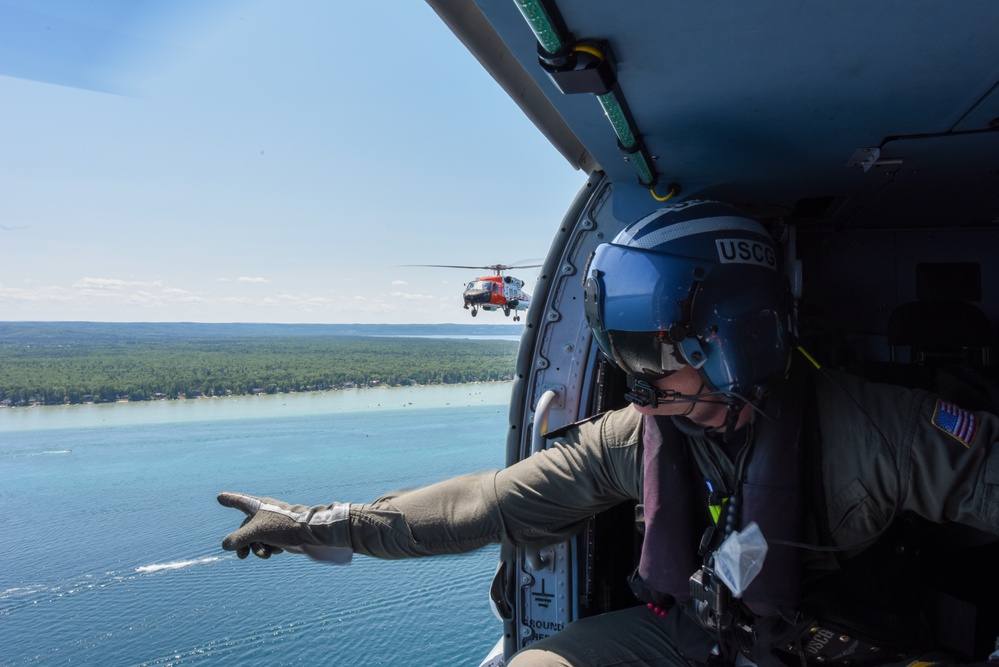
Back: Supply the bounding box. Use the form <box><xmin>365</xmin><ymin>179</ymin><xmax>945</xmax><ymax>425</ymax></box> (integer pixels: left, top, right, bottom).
<box><xmin>217</xmin><ymin>492</ymin><xmax>261</xmax><ymax>518</ymax></box>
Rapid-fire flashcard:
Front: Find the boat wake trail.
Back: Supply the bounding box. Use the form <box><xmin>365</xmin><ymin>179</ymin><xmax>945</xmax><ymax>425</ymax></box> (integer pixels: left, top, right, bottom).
<box><xmin>135</xmin><ymin>557</ymin><xmax>219</xmax><ymax>574</ymax></box>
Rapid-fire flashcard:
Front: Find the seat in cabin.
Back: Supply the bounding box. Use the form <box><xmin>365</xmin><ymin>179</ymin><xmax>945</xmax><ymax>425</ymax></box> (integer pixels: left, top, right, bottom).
<box><xmin>845</xmin><ymin>300</ymin><xmax>994</xmax><ymax>408</ymax></box>
<box><xmin>887</xmin><ymin>300</ymin><xmax>990</xmax><ymax>366</ymax></box>
<box><xmin>869</xmin><ymin>300</ymin><xmax>996</xmax><ymax>411</ymax></box>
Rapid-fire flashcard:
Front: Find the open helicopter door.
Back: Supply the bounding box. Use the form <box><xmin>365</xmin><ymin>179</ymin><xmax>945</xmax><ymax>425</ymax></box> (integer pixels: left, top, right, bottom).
<box><xmin>487</xmin><ymin>172</ymin><xmax>661</xmax><ymax>659</ymax></box>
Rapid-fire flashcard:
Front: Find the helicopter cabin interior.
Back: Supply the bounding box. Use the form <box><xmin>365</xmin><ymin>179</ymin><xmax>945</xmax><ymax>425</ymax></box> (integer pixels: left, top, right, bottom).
<box><xmin>424</xmin><ymin>1</ymin><xmax>999</xmax><ymax>662</ymax></box>
<box><xmin>499</xmin><ymin>171</ymin><xmax>999</xmax><ymax>660</ymax></box>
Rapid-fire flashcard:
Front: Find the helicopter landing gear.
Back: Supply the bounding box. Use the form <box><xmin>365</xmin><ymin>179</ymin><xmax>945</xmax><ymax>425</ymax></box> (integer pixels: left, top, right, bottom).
<box><xmin>513</xmin><ymin>314</ymin><xmax>520</xmax><ymax>322</ymax></box>
<box><xmin>470</xmin><ymin>307</ymin><xmax>478</xmax><ymax>317</ymax></box>
<box><xmin>503</xmin><ymin>306</ymin><xmax>511</xmax><ymax>317</ymax></box>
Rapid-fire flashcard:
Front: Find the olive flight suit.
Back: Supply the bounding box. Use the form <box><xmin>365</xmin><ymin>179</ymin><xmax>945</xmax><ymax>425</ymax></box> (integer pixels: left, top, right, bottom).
<box><xmin>318</xmin><ymin>367</ymin><xmax>999</xmax><ymax>665</ymax></box>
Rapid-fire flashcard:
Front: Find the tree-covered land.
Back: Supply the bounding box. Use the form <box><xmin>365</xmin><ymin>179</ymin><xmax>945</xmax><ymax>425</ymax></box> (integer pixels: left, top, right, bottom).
<box><xmin>0</xmin><ymin>322</ymin><xmax>520</xmax><ymax>406</ymax></box>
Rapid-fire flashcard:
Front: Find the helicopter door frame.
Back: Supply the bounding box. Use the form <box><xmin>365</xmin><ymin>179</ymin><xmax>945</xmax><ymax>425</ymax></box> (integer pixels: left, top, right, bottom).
<box><xmin>498</xmin><ymin>171</ymin><xmax>645</xmax><ymax>657</ymax></box>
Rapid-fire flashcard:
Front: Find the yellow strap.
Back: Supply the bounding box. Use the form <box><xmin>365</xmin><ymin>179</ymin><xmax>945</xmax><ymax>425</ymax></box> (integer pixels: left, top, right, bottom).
<box><xmin>650</xmin><ymin>183</ymin><xmax>679</xmax><ymax>202</ymax></box>
<box><xmin>572</xmin><ymin>43</ymin><xmax>604</xmax><ymax>60</ymax></box>
<box><xmin>796</xmin><ymin>345</ymin><xmax>822</xmax><ymax>370</ymax></box>
<box><xmin>709</xmin><ymin>503</ymin><xmax>723</xmax><ymax>524</ymax></box>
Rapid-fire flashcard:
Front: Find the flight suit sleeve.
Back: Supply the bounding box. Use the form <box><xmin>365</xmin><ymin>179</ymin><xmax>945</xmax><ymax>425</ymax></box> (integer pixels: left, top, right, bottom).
<box><xmin>815</xmin><ymin>370</ymin><xmax>999</xmax><ymax>547</ymax></box>
<box><xmin>344</xmin><ymin>407</ymin><xmax>644</xmax><ymax>559</ymax></box>
<box><xmin>902</xmin><ymin>385</ymin><xmax>999</xmax><ymax>532</ymax></box>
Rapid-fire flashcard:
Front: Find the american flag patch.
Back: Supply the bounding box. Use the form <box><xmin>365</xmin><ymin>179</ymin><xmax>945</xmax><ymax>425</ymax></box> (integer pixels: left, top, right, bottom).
<box><xmin>931</xmin><ymin>399</ymin><xmax>979</xmax><ymax>447</ymax></box>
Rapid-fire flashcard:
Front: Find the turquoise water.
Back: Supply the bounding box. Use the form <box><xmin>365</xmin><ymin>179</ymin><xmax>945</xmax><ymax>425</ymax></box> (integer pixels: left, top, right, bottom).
<box><xmin>1</xmin><ymin>384</ymin><xmax>511</xmax><ymax>666</ymax></box>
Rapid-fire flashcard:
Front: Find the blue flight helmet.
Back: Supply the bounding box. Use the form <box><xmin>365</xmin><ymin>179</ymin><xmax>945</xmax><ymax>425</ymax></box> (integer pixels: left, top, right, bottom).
<box><xmin>583</xmin><ymin>200</ymin><xmax>791</xmax><ymax>401</ymax></box>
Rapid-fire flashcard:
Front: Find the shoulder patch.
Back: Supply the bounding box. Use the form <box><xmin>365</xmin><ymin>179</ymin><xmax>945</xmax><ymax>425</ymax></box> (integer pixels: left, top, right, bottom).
<box><xmin>931</xmin><ymin>399</ymin><xmax>979</xmax><ymax>448</ymax></box>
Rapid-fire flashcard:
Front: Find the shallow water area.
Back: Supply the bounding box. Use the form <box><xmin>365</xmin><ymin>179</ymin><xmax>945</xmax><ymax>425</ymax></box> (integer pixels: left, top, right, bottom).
<box><xmin>0</xmin><ymin>381</ymin><xmax>512</xmax><ymax>432</ymax></box>
<box><xmin>1</xmin><ymin>382</ymin><xmax>512</xmax><ymax>666</ymax></box>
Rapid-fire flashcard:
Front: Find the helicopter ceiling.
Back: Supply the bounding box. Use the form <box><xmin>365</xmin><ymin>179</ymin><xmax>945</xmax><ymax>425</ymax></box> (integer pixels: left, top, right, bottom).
<box><xmin>427</xmin><ymin>0</ymin><xmax>999</xmax><ymax>230</ymax></box>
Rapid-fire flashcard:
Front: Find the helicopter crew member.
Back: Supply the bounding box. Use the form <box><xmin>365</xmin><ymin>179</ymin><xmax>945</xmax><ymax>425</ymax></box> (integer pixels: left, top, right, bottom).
<box><xmin>218</xmin><ymin>201</ymin><xmax>999</xmax><ymax>666</ymax></box>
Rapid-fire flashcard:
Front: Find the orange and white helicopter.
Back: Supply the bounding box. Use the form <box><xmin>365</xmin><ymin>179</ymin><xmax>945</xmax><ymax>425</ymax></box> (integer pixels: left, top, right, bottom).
<box><xmin>418</xmin><ymin>264</ymin><xmax>541</xmax><ymax>321</ymax></box>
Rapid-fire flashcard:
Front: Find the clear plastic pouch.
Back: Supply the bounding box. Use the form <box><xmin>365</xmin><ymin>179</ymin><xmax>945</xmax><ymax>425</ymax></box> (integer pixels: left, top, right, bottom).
<box><xmin>713</xmin><ymin>521</ymin><xmax>768</xmax><ymax>597</ymax></box>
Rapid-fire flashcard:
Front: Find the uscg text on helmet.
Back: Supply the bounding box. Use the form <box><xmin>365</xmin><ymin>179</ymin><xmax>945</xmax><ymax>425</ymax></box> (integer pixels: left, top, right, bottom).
<box><xmin>715</xmin><ymin>239</ymin><xmax>776</xmax><ymax>270</ymax></box>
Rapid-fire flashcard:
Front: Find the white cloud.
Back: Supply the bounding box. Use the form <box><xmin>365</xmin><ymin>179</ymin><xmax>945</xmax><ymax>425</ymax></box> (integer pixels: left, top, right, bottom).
<box><xmin>238</xmin><ymin>276</ymin><xmax>269</xmax><ymax>283</ymax></box>
<box><xmin>0</xmin><ymin>276</ymin><xmax>460</xmax><ymax>322</ymax></box>
<box><xmin>390</xmin><ymin>291</ymin><xmax>444</xmax><ymax>302</ymax></box>
<box><xmin>0</xmin><ymin>283</ymin><xmax>73</xmax><ymax>302</ymax></box>
<box><xmin>275</xmin><ymin>292</ymin><xmax>333</xmax><ymax>305</ymax></box>
<box><xmin>73</xmin><ymin>277</ymin><xmax>164</xmax><ymax>290</ymax></box>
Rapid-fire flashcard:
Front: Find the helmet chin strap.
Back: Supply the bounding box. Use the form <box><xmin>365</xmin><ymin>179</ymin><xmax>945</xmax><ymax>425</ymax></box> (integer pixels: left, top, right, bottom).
<box><xmin>624</xmin><ymin>376</ymin><xmax>748</xmax><ymax>439</ymax></box>
<box><xmin>719</xmin><ymin>399</ymin><xmax>745</xmax><ymax>441</ymax></box>
<box><xmin>625</xmin><ymin>376</ymin><xmax>717</xmax><ymax>410</ymax></box>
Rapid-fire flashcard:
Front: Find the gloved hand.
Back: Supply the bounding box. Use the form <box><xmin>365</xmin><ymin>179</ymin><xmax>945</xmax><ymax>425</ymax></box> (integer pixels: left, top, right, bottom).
<box><xmin>217</xmin><ymin>492</ymin><xmax>353</xmax><ymax>564</ymax></box>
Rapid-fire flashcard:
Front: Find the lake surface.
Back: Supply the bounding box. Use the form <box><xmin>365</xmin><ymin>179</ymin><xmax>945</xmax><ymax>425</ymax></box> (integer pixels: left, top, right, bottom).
<box><xmin>1</xmin><ymin>383</ymin><xmax>512</xmax><ymax>666</ymax></box>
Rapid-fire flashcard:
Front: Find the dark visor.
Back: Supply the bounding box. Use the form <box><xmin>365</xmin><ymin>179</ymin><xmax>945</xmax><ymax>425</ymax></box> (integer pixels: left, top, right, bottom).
<box><xmin>584</xmin><ymin>243</ymin><xmax>705</xmax><ymax>379</ymax></box>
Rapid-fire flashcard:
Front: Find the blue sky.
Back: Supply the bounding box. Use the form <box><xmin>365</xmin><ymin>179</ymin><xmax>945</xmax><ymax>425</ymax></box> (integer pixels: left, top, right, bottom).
<box><xmin>0</xmin><ymin>1</ymin><xmax>584</xmax><ymax>324</ymax></box>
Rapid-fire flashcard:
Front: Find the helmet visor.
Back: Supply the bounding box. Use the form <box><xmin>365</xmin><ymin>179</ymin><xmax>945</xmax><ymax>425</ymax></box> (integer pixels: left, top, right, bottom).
<box><xmin>584</xmin><ymin>243</ymin><xmax>703</xmax><ymax>379</ymax></box>
<box><xmin>606</xmin><ymin>330</ymin><xmax>687</xmax><ymax>380</ymax></box>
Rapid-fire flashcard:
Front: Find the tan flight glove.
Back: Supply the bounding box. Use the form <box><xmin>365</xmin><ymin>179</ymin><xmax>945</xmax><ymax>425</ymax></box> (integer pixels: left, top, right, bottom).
<box><xmin>217</xmin><ymin>491</ymin><xmax>353</xmax><ymax>564</ymax></box>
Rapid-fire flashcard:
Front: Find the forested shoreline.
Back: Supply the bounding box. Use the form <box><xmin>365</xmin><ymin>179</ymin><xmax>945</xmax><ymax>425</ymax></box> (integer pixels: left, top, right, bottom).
<box><xmin>0</xmin><ymin>323</ymin><xmax>520</xmax><ymax>407</ymax></box>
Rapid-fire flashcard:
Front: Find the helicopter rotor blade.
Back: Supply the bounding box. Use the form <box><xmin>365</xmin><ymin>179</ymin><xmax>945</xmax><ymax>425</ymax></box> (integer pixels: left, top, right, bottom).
<box><xmin>399</xmin><ymin>264</ymin><xmax>496</xmax><ymax>270</ymax></box>
<box><xmin>493</xmin><ymin>264</ymin><xmax>543</xmax><ymax>270</ymax></box>
<box><xmin>399</xmin><ymin>263</ymin><xmax>543</xmax><ymax>272</ymax></box>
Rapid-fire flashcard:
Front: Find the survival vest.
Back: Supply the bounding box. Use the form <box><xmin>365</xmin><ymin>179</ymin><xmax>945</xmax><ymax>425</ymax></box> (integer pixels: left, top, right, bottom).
<box><xmin>631</xmin><ymin>365</ymin><xmax>990</xmax><ymax>665</ymax></box>
<box><xmin>636</xmin><ymin>372</ymin><xmax>806</xmax><ymax>619</ymax></box>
